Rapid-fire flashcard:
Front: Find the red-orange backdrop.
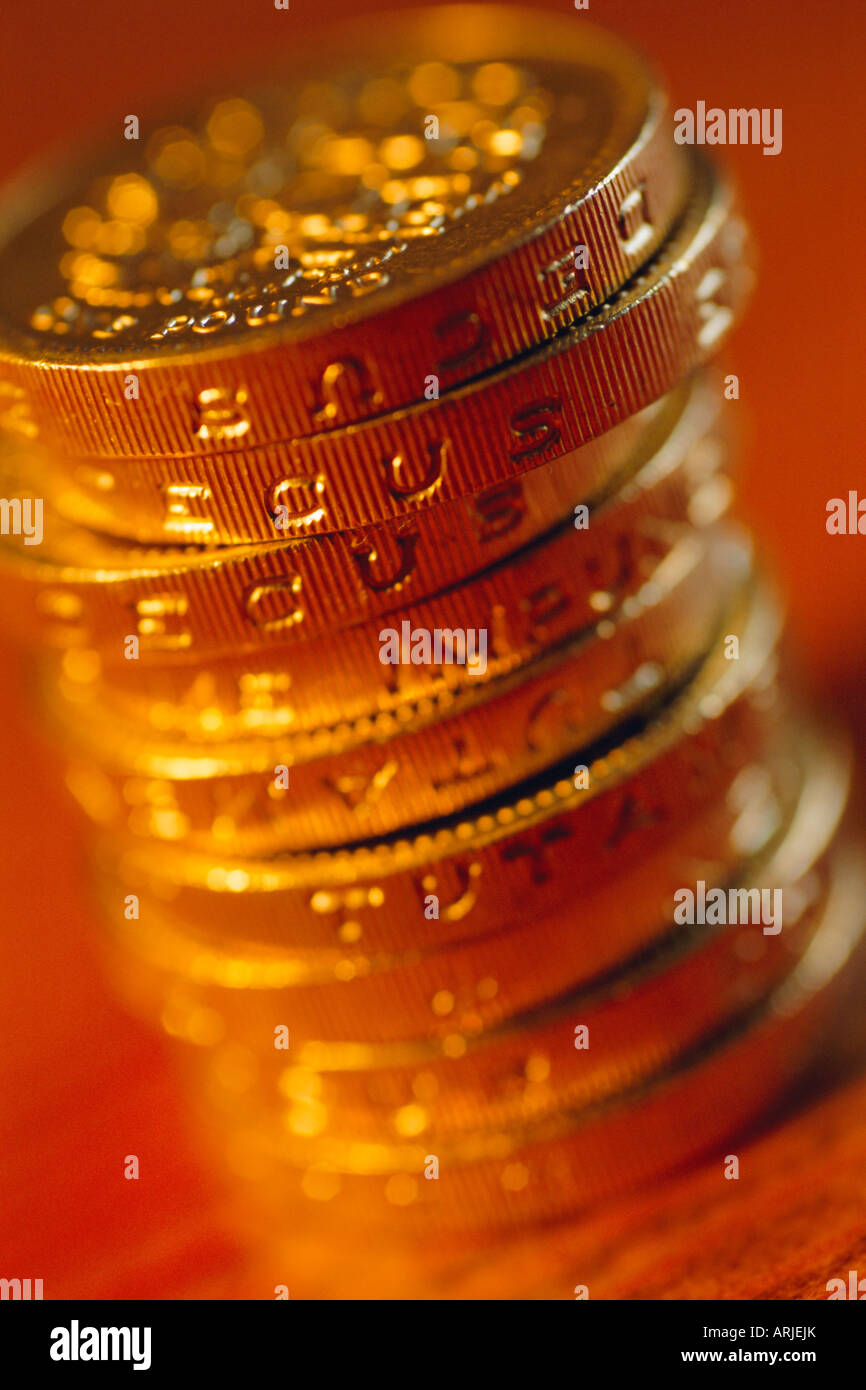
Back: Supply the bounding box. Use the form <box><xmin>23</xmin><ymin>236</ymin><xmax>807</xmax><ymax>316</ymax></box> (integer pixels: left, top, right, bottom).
<box><xmin>1</xmin><ymin>0</ymin><xmax>864</xmax><ymax>1298</ymax></box>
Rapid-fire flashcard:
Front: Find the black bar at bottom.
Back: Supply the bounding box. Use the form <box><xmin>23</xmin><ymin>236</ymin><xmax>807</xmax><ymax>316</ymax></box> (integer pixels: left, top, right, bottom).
<box><xmin>0</xmin><ymin>1297</ymin><xmax>860</xmax><ymax>1375</ymax></box>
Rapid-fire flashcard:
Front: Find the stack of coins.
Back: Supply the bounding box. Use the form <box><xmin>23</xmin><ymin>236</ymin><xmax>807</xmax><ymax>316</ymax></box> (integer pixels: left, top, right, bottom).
<box><xmin>0</xmin><ymin>5</ymin><xmax>862</xmax><ymax>1259</ymax></box>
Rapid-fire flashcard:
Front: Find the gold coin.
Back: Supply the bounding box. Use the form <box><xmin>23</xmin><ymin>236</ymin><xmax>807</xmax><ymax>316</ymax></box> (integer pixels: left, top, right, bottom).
<box><xmin>0</xmin><ymin>8</ymin><xmax>688</xmax><ymax>461</ymax></box>
<box><xmin>55</xmin><ymin>526</ymin><xmax>745</xmax><ymax>852</ymax></box>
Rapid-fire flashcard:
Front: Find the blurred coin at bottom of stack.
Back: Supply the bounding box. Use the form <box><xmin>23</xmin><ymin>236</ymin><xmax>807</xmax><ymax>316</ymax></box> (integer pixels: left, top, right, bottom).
<box><xmin>103</xmin><ymin>840</ymin><xmax>866</xmax><ymax>1234</ymax></box>
<box><xmin>103</xmin><ymin>722</ymin><xmax>849</xmax><ymax>1144</ymax></box>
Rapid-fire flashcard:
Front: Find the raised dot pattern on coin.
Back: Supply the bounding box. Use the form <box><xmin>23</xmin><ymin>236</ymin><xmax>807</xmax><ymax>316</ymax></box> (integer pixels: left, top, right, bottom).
<box><xmin>26</xmin><ymin>72</ymin><xmax>553</xmax><ymax>349</ymax></box>
<box><xmin>0</xmin><ymin>9</ymin><xmax>685</xmax><ymax>424</ymax></box>
<box><xmin>11</xmin><ymin>154</ymin><xmax>749</xmax><ymax>546</ymax></box>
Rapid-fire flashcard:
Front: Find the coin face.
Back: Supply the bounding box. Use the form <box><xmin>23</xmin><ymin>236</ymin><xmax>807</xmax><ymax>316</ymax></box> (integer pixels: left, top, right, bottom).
<box><xmin>0</xmin><ymin>7</ymin><xmax>665</xmax><ymax>363</ymax></box>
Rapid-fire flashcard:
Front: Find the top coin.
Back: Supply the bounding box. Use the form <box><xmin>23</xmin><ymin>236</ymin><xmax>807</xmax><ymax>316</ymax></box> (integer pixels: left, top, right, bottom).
<box><xmin>0</xmin><ymin>7</ymin><xmax>686</xmax><ymax>443</ymax></box>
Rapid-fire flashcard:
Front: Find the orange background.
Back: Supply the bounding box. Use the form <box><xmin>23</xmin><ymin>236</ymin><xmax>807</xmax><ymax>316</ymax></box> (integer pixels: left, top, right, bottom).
<box><xmin>0</xmin><ymin>0</ymin><xmax>864</xmax><ymax>1297</ymax></box>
